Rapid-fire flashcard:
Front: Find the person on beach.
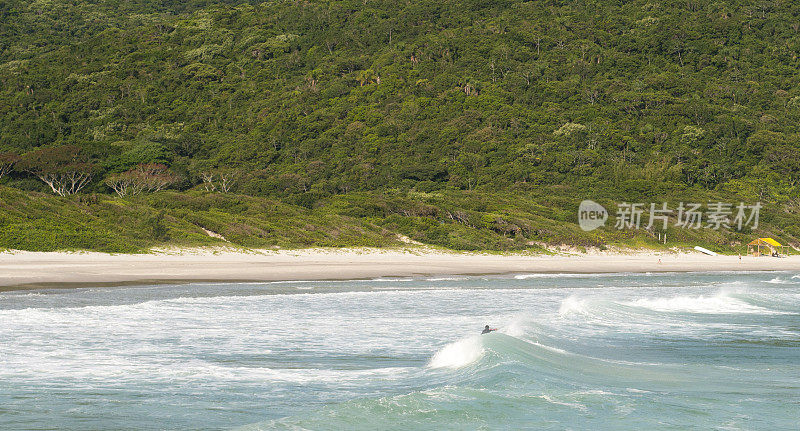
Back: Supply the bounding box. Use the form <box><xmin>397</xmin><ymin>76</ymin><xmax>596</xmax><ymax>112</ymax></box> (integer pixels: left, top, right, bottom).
<box><xmin>482</xmin><ymin>325</ymin><xmax>497</xmax><ymax>334</ymax></box>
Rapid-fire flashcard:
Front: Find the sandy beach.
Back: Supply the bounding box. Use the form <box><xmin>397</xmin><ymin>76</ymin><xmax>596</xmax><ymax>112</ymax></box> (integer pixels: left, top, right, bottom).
<box><xmin>1</xmin><ymin>248</ymin><xmax>800</xmax><ymax>290</ymax></box>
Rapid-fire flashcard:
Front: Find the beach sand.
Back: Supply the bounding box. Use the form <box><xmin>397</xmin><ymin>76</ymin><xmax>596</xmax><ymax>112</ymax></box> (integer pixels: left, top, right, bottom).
<box><xmin>2</xmin><ymin>248</ymin><xmax>800</xmax><ymax>290</ymax></box>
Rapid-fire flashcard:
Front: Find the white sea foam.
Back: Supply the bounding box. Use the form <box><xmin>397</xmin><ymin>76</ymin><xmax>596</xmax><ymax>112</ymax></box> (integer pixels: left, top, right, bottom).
<box><xmin>557</xmin><ymin>290</ymin><xmax>786</xmax><ymax>320</ymax></box>
<box><xmin>370</xmin><ymin>277</ymin><xmax>414</xmax><ymax>282</ymax></box>
<box><xmin>1</xmin><ymin>355</ymin><xmax>410</xmax><ymax>384</ymax></box>
<box><xmin>558</xmin><ymin>295</ymin><xmax>592</xmax><ymax>315</ymax></box>
<box><xmin>515</xmin><ymin>273</ymin><xmax>607</xmax><ymax>279</ymax></box>
<box><xmin>537</xmin><ymin>395</ymin><xmax>588</xmax><ymax>412</ymax></box>
<box><xmin>504</xmin><ymin>320</ymin><xmax>527</xmax><ymax>337</ymax></box>
<box><xmin>764</xmin><ymin>277</ymin><xmax>794</xmax><ymax>284</ymax></box>
<box><xmin>425</xmin><ymin>277</ymin><xmax>469</xmax><ymax>281</ymax></box>
<box><xmin>428</xmin><ymin>337</ymin><xmax>484</xmax><ymax>369</ymax></box>
<box><xmin>531</xmin><ymin>341</ymin><xmax>571</xmax><ymax>355</ymax></box>
<box><xmin>514</xmin><ymin>271</ymin><xmax>684</xmax><ymax>280</ymax></box>
<box><xmin>573</xmin><ymin>389</ymin><xmax>618</xmax><ymax>396</ymax></box>
<box><xmin>624</xmin><ymin>293</ymin><xmax>772</xmax><ymax>314</ymax></box>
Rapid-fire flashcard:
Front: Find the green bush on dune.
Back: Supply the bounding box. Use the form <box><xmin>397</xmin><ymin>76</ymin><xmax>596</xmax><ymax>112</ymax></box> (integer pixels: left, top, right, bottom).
<box><xmin>1</xmin><ymin>186</ymin><xmax>797</xmax><ymax>253</ymax></box>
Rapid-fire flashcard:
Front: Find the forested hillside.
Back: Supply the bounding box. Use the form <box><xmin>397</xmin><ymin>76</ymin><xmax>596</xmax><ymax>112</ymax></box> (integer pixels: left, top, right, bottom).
<box><xmin>1</xmin><ymin>0</ymin><xmax>800</xmax><ymax>252</ymax></box>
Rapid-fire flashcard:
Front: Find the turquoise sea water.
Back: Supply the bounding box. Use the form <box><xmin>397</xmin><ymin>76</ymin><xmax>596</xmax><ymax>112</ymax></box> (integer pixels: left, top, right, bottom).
<box><xmin>1</xmin><ymin>272</ymin><xmax>799</xmax><ymax>430</ymax></box>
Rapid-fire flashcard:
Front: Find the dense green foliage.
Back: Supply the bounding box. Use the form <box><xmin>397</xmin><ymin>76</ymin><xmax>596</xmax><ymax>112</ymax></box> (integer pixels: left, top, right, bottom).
<box><xmin>0</xmin><ymin>186</ymin><xmax>399</xmax><ymax>252</ymax></box>
<box><xmin>3</xmin><ymin>185</ymin><xmax>799</xmax><ymax>253</ymax></box>
<box><xmin>1</xmin><ymin>0</ymin><xmax>800</xmax><ymax>251</ymax></box>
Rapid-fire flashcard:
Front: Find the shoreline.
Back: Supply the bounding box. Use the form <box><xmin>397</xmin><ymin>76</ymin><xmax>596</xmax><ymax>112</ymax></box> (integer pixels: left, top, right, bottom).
<box><xmin>2</xmin><ymin>247</ymin><xmax>800</xmax><ymax>291</ymax></box>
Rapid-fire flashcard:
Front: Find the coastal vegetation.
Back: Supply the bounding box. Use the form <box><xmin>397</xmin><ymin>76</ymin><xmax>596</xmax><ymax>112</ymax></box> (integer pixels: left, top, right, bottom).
<box><xmin>3</xmin><ymin>184</ymin><xmax>799</xmax><ymax>253</ymax></box>
<box><xmin>1</xmin><ymin>0</ymin><xmax>800</xmax><ymax>252</ymax></box>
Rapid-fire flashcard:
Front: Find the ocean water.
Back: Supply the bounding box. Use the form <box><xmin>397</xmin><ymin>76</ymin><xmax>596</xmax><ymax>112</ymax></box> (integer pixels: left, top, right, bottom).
<box><xmin>1</xmin><ymin>272</ymin><xmax>799</xmax><ymax>430</ymax></box>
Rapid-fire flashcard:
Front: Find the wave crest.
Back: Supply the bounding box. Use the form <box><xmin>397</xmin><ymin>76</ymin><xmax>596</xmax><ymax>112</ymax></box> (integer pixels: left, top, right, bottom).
<box><xmin>428</xmin><ymin>336</ymin><xmax>484</xmax><ymax>369</ymax></box>
<box><xmin>624</xmin><ymin>293</ymin><xmax>773</xmax><ymax>314</ymax></box>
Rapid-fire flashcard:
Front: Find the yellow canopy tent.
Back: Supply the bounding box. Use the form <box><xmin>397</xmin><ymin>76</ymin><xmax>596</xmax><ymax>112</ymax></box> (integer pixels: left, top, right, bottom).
<box><xmin>747</xmin><ymin>238</ymin><xmax>789</xmax><ymax>257</ymax></box>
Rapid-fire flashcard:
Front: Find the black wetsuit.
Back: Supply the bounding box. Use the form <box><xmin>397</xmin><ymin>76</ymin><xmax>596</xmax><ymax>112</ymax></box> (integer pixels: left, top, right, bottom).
<box><xmin>481</xmin><ymin>328</ymin><xmax>494</xmax><ymax>334</ymax></box>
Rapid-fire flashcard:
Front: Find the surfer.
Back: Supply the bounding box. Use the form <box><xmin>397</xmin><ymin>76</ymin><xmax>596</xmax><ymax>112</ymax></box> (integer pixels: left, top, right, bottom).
<box><xmin>481</xmin><ymin>325</ymin><xmax>497</xmax><ymax>334</ymax></box>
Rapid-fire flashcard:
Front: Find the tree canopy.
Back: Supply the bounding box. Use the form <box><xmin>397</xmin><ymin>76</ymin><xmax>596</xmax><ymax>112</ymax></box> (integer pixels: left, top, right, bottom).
<box><xmin>2</xmin><ymin>0</ymin><xmax>800</xmax><ymax>251</ymax></box>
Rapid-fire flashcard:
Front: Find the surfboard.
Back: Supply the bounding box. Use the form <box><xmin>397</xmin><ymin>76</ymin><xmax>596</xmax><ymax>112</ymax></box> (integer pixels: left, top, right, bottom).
<box><xmin>693</xmin><ymin>246</ymin><xmax>718</xmax><ymax>256</ymax></box>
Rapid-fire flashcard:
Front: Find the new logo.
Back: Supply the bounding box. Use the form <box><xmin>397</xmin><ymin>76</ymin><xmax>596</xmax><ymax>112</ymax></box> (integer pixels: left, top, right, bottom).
<box><xmin>578</xmin><ymin>200</ymin><xmax>608</xmax><ymax>231</ymax></box>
